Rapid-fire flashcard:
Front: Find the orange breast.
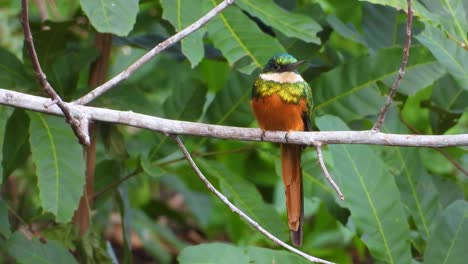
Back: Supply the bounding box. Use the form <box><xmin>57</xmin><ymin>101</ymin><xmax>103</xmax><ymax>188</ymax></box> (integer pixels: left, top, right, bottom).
<box><xmin>251</xmin><ymin>94</ymin><xmax>307</xmax><ymax>131</ymax></box>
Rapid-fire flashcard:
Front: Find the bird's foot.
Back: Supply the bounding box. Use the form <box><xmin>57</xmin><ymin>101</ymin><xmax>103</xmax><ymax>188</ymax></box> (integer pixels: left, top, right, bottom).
<box><xmin>260</xmin><ymin>129</ymin><xmax>267</xmax><ymax>141</ymax></box>
<box><xmin>284</xmin><ymin>131</ymin><xmax>292</xmax><ymax>144</ymax></box>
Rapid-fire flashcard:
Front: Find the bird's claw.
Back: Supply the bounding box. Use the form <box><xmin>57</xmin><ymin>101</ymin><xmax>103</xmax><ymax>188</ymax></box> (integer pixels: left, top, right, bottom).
<box><xmin>284</xmin><ymin>131</ymin><xmax>291</xmax><ymax>144</ymax></box>
<box><xmin>260</xmin><ymin>129</ymin><xmax>267</xmax><ymax>141</ymax></box>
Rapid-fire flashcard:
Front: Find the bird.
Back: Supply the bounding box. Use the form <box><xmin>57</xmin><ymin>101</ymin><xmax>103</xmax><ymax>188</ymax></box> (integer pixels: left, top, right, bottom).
<box><xmin>251</xmin><ymin>53</ymin><xmax>312</xmax><ymax>247</ymax></box>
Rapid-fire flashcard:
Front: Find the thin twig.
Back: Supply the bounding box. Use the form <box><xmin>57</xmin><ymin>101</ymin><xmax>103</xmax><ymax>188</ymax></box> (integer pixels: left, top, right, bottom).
<box><xmin>73</xmin><ymin>0</ymin><xmax>236</xmax><ymax>105</ymax></box>
<box><xmin>20</xmin><ymin>0</ymin><xmax>90</xmax><ymax>145</ymax></box>
<box><xmin>372</xmin><ymin>0</ymin><xmax>413</xmax><ymax>131</ymax></box>
<box><xmin>314</xmin><ymin>144</ymin><xmax>344</xmax><ymax>200</ymax></box>
<box><xmin>172</xmin><ymin>135</ymin><xmax>335</xmax><ymax>264</ymax></box>
<box><xmin>1</xmin><ymin>89</ymin><xmax>468</xmax><ymax>148</ymax></box>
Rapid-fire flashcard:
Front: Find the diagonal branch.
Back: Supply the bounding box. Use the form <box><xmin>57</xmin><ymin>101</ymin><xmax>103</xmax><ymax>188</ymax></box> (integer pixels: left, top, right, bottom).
<box><xmin>21</xmin><ymin>0</ymin><xmax>90</xmax><ymax>145</ymax></box>
<box><xmin>1</xmin><ymin>89</ymin><xmax>467</xmax><ymax>148</ymax></box>
<box><xmin>314</xmin><ymin>144</ymin><xmax>344</xmax><ymax>200</ymax></box>
<box><xmin>73</xmin><ymin>0</ymin><xmax>236</xmax><ymax>105</ymax></box>
<box><xmin>372</xmin><ymin>0</ymin><xmax>413</xmax><ymax>131</ymax></box>
<box><xmin>172</xmin><ymin>135</ymin><xmax>335</xmax><ymax>264</ymax></box>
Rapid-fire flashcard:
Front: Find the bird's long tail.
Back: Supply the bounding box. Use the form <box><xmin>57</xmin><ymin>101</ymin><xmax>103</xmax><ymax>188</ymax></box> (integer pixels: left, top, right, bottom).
<box><xmin>280</xmin><ymin>143</ymin><xmax>303</xmax><ymax>247</ymax></box>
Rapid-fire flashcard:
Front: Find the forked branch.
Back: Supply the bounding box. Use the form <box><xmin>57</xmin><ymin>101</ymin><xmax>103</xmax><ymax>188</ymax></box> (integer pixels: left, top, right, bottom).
<box><xmin>21</xmin><ymin>0</ymin><xmax>90</xmax><ymax>145</ymax></box>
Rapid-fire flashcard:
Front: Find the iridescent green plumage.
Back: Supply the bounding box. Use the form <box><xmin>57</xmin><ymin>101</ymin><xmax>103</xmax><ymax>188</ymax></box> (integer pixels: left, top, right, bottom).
<box><xmin>252</xmin><ymin>53</ymin><xmax>313</xmax><ymax>129</ymax></box>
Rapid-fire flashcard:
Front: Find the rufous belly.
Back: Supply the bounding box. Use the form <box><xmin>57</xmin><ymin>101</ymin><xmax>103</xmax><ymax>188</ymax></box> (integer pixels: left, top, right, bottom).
<box><xmin>251</xmin><ymin>94</ymin><xmax>306</xmax><ymax>131</ymax></box>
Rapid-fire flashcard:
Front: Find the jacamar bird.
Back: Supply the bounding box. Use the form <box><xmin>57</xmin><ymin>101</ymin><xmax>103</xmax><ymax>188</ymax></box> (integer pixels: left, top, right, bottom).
<box><xmin>251</xmin><ymin>53</ymin><xmax>312</xmax><ymax>247</ymax></box>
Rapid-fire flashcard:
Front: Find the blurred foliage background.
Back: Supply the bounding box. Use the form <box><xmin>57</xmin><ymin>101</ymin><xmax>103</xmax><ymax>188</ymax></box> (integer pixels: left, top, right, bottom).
<box><xmin>0</xmin><ymin>0</ymin><xmax>467</xmax><ymax>263</ymax></box>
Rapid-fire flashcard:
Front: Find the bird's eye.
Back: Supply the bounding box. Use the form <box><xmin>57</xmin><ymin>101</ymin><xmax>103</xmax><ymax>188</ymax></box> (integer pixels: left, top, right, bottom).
<box><xmin>273</xmin><ymin>64</ymin><xmax>280</xmax><ymax>71</ymax></box>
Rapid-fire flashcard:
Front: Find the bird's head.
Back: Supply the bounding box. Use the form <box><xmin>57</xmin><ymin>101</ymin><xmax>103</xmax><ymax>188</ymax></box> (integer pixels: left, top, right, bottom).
<box><xmin>262</xmin><ymin>53</ymin><xmax>304</xmax><ymax>73</ymax></box>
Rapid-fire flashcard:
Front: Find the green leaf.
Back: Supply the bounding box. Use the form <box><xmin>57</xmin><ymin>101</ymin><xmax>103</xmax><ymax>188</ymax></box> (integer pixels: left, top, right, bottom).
<box><xmin>80</xmin><ymin>0</ymin><xmax>138</xmax><ymax>36</ymax></box>
<box><xmin>161</xmin><ymin>0</ymin><xmax>206</xmax><ymax>67</ymax></box>
<box><xmin>28</xmin><ymin>113</ymin><xmax>85</xmax><ymax>223</ymax></box>
<box><xmin>179</xmin><ymin>243</ymin><xmax>311</xmax><ymax>264</ymax></box>
<box><xmin>0</xmin><ymin>107</ymin><xmax>12</xmax><ymax>182</ymax></box>
<box><xmin>424</xmin><ymin>200</ymin><xmax>468</xmax><ymax>264</ymax></box>
<box><xmin>246</xmin><ymin>246</ymin><xmax>310</xmax><ymax>264</ymax></box>
<box><xmin>204</xmin><ymin>2</ymin><xmax>285</xmax><ymax>73</ymax></box>
<box><xmin>419</xmin><ymin>0</ymin><xmax>468</xmax><ymax>46</ymax></box>
<box><xmin>2</xmin><ymin>109</ymin><xmax>30</xmax><ymax>180</ymax></box>
<box><xmin>0</xmin><ymin>199</ymin><xmax>11</xmax><ymax>238</ymax></box>
<box><xmin>132</xmin><ymin>210</ymin><xmax>187</xmax><ymax>263</ymax></box>
<box><xmin>432</xmin><ymin>74</ymin><xmax>468</xmax><ymax>113</ymax></box>
<box><xmin>390</xmin><ymin>148</ymin><xmax>440</xmax><ymax>240</ymax></box>
<box><xmin>416</xmin><ymin>23</ymin><xmax>468</xmax><ymax>90</ymax></box>
<box><xmin>160</xmin><ymin>175</ymin><xmax>212</xmax><ymax>227</ymax></box>
<box><xmin>380</xmin><ymin>109</ymin><xmax>441</xmax><ymax>241</ymax></box>
<box><xmin>237</xmin><ymin>0</ymin><xmax>322</xmax><ymax>44</ymax></box>
<box><xmin>0</xmin><ymin>48</ymin><xmax>34</xmax><ymax>90</ymax></box>
<box><xmin>205</xmin><ymin>72</ymin><xmax>253</xmax><ymax>126</ymax></box>
<box><xmin>361</xmin><ymin>3</ymin><xmax>397</xmax><ymax>52</ymax></box>
<box><xmin>7</xmin><ymin>231</ymin><xmax>77</xmax><ymax>264</ymax></box>
<box><xmin>163</xmin><ymin>79</ymin><xmax>207</xmax><ymax>122</ymax></box>
<box><xmin>179</xmin><ymin>243</ymin><xmax>249</xmax><ymax>264</ymax></box>
<box><xmin>47</xmin><ymin>48</ymin><xmax>98</xmax><ymax>98</ymax></box>
<box><xmin>316</xmin><ymin>115</ymin><xmax>411</xmax><ymax>264</ymax></box>
<box><xmin>198</xmin><ymin>159</ymin><xmax>288</xmax><ymax>241</ymax></box>
<box><xmin>198</xmin><ymin>60</ymin><xmax>230</xmax><ymax>92</ymax></box>
<box><xmin>314</xmin><ymin>47</ymin><xmax>445</xmax><ymax>121</ymax></box>
<box><xmin>115</xmin><ymin>188</ymin><xmax>132</xmax><ymax>264</ymax></box>
<box><xmin>327</xmin><ymin>15</ymin><xmax>367</xmax><ymax>47</ymax></box>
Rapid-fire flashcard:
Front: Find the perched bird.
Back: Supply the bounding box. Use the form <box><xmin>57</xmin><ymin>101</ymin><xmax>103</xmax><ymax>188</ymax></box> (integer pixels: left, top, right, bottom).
<box><xmin>251</xmin><ymin>53</ymin><xmax>312</xmax><ymax>246</ymax></box>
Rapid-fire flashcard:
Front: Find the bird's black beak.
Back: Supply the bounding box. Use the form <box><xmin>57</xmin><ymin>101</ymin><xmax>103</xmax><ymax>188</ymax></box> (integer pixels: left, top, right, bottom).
<box><xmin>286</xmin><ymin>60</ymin><xmax>305</xmax><ymax>71</ymax></box>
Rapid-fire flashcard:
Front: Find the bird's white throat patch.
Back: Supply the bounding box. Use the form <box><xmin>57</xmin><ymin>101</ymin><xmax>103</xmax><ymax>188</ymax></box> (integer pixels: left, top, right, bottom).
<box><xmin>260</xmin><ymin>72</ymin><xmax>304</xmax><ymax>83</ymax></box>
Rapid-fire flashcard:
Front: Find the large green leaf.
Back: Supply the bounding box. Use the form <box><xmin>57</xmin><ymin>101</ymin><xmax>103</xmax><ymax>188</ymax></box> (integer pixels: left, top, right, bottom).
<box><xmin>47</xmin><ymin>48</ymin><xmax>98</xmax><ymax>97</ymax></box>
<box><xmin>314</xmin><ymin>47</ymin><xmax>445</xmax><ymax>121</ymax></box>
<box><xmin>198</xmin><ymin>159</ymin><xmax>288</xmax><ymax>241</ymax></box>
<box><xmin>179</xmin><ymin>243</ymin><xmax>310</xmax><ymax>264</ymax></box>
<box><xmin>28</xmin><ymin>113</ymin><xmax>85</xmax><ymax>223</ymax></box>
<box><xmin>316</xmin><ymin>115</ymin><xmax>411</xmax><ymax>264</ymax></box>
<box><xmin>361</xmin><ymin>3</ymin><xmax>397</xmax><ymax>52</ymax></box>
<box><xmin>0</xmin><ymin>108</ymin><xmax>12</xmax><ymax>183</ymax></box>
<box><xmin>416</xmin><ymin>23</ymin><xmax>468</xmax><ymax>90</ymax></box>
<box><xmin>419</xmin><ymin>0</ymin><xmax>467</xmax><ymax>46</ymax></box>
<box><xmin>160</xmin><ymin>0</ymin><xmax>206</xmax><ymax>67</ymax></box>
<box><xmin>424</xmin><ymin>200</ymin><xmax>468</xmax><ymax>264</ymax></box>
<box><xmin>236</xmin><ymin>0</ymin><xmax>322</xmax><ymax>44</ymax></box>
<box><xmin>432</xmin><ymin>74</ymin><xmax>468</xmax><ymax>113</ymax></box>
<box><xmin>380</xmin><ymin>109</ymin><xmax>441</xmax><ymax>241</ymax></box>
<box><xmin>163</xmin><ymin>78</ymin><xmax>207</xmax><ymax>122</ymax></box>
<box><xmin>327</xmin><ymin>15</ymin><xmax>367</xmax><ymax>47</ymax></box>
<box><xmin>205</xmin><ymin>72</ymin><xmax>253</xmax><ymax>126</ymax></box>
<box><xmin>80</xmin><ymin>0</ymin><xmax>138</xmax><ymax>36</ymax></box>
<box><xmin>0</xmin><ymin>48</ymin><xmax>34</xmax><ymax>91</ymax></box>
<box><xmin>2</xmin><ymin>109</ymin><xmax>30</xmax><ymax>180</ymax></box>
<box><xmin>179</xmin><ymin>243</ymin><xmax>248</xmax><ymax>264</ymax></box>
<box><xmin>7</xmin><ymin>231</ymin><xmax>77</xmax><ymax>264</ymax></box>
<box><xmin>204</xmin><ymin>2</ymin><xmax>285</xmax><ymax>73</ymax></box>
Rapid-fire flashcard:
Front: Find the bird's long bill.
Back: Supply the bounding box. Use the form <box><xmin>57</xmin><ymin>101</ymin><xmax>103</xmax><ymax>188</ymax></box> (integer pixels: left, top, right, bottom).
<box><xmin>285</xmin><ymin>60</ymin><xmax>305</xmax><ymax>71</ymax></box>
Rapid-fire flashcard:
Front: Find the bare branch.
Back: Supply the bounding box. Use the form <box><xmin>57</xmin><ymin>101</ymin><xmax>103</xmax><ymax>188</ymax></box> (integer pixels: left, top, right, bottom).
<box><xmin>314</xmin><ymin>144</ymin><xmax>344</xmax><ymax>200</ymax></box>
<box><xmin>172</xmin><ymin>135</ymin><xmax>335</xmax><ymax>264</ymax></box>
<box><xmin>398</xmin><ymin>113</ymin><xmax>468</xmax><ymax>176</ymax></box>
<box><xmin>1</xmin><ymin>89</ymin><xmax>467</xmax><ymax>147</ymax></box>
<box><xmin>373</xmin><ymin>0</ymin><xmax>413</xmax><ymax>131</ymax></box>
<box><xmin>21</xmin><ymin>0</ymin><xmax>90</xmax><ymax>145</ymax></box>
<box><xmin>73</xmin><ymin>0</ymin><xmax>236</xmax><ymax>105</ymax></box>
